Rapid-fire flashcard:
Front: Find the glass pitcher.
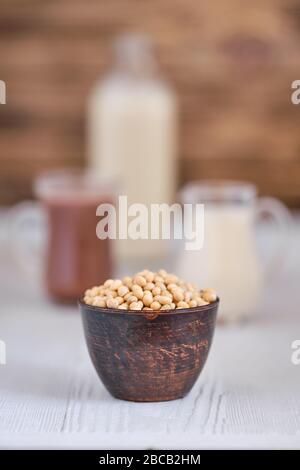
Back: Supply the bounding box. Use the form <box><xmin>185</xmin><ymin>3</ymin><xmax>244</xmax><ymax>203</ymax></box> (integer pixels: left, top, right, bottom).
<box><xmin>176</xmin><ymin>180</ymin><xmax>292</xmax><ymax>322</ymax></box>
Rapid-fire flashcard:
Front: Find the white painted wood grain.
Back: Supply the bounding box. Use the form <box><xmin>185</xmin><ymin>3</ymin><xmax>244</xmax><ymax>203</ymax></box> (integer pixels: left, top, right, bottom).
<box><xmin>0</xmin><ymin>214</ymin><xmax>299</xmax><ymax>448</ymax></box>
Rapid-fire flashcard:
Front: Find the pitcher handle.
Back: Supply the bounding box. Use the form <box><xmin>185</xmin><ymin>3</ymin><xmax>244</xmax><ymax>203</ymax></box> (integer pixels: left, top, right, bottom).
<box><xmin>7</xmin><ymin>201</ymin><xmax>47</xmax><ymax>282</ymax></box>
<box><xmin>255</xmin><ymin>197</ymin><xmax>292</xmax><ymax>280</ymax></box>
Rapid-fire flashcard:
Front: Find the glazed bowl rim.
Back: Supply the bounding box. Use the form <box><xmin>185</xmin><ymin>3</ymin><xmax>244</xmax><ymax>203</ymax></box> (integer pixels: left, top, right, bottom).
<box><xmin>78</xmin><ymin>297</ymin><xmax>219</xmax><ymax>317</ymax></box>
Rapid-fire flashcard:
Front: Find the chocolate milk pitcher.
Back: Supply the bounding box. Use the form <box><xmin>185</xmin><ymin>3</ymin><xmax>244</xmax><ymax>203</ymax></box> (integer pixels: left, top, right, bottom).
<box><xmin>10</xmin><ymin>169</ymin><xmax>116</xmax><ymax>302</ymax></box>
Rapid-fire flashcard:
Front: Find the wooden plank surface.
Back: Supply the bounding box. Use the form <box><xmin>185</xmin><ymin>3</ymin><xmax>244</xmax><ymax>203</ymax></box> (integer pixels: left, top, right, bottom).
<box><xmin>0</xmin><ymin>214</ymin><xmax>299</xmax><ymax>448</ymax></box>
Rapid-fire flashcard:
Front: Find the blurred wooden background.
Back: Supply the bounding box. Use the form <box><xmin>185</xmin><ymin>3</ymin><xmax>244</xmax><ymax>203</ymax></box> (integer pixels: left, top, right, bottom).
<box><xmin>1</xmin><ymin>0</ymin><xmax>300</xmax><ymax>205</ymax></box>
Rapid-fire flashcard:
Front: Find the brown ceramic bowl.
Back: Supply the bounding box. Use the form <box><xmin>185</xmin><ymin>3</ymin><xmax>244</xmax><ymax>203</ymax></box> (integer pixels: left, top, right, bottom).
<box><xmin>79</xmin><ymin>299</ymin><xmax>219</xmax><ymax>402</ymax></box>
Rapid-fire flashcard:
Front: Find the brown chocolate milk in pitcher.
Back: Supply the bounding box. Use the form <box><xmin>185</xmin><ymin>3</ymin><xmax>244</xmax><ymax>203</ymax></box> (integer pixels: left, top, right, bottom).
<box><xmin>34</xmin><ymin>169</ymin><xmax>116</xmax><ymax>302</ymax></box>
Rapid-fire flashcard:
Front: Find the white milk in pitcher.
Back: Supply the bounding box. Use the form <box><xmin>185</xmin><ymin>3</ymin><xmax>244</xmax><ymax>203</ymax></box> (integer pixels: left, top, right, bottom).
<box><xmin>177</xmin><ymin>204</ymin><xmax>264</xmax><ymax>322</ymax></box>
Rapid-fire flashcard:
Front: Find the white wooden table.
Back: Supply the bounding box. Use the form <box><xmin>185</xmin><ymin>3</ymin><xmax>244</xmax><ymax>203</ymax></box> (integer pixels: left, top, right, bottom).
<box><xmin>0</xmin><ymin>214</ymin><xmax>299</xmax><ymax>449</ymax></box>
